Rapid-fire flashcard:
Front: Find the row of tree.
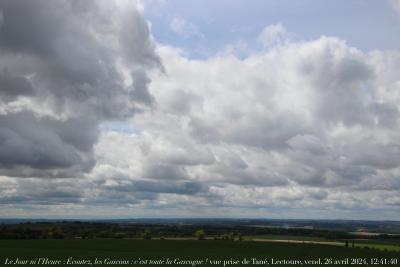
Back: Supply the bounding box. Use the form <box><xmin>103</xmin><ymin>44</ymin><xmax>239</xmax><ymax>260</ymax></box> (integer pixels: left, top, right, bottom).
<box><xmin>1</xmin><ymin>222</ymin><xmax>398</xmax><ymax>242</ymax></box>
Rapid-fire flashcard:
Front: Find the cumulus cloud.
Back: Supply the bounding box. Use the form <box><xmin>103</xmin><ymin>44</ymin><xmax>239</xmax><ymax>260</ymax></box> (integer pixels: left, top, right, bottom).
<box><xmin>52</xmin><ymin>35</ymin><xmax>398</xmax><ymax>218</ymax></box>
<box><xmin>258</xmin><ymin>23</ymin><xmax>288</xmax><ymax>47</ymax></box>
<box><xmin>0</xmin><ymin>112</ymin><xmax>97</xmax><ymax>177</ymax></box>
<box><xmin>120</xmin><ymin>36</ymin><xmax>400</xmax><ymax>217</ymax></box>
<box><xmin>0</xmin><ymin>177</ymin><xmax>84</xmax><ymax>205</ymax></box>
<box><xmin>1</xmin><ymin>3</ymin><xmax>400</xmax><ymax>219</ymax></box>
<box><xmin>0</xmin><ymin>70</ymin><xmax>34</xmax><ymax>101</ymax></box>
<box><xmin>0</xmin><ymin>0</ymin><xmax>161</xmax><ymax>177</ymax></box>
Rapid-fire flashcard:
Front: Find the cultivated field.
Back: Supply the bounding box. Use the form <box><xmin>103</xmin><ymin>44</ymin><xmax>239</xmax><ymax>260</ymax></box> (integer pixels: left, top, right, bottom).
<box><xmin>0</xmin><ymin>239</ymin><xmax>399</xmax><ymax>266</ymax></box>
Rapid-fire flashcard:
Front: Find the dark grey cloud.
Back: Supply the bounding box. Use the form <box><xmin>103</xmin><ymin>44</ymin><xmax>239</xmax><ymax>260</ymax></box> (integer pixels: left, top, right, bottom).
<box><xmin>358</xmin><ymin>174</ymin><xmax>400</xmax><ymax>191</ymax></box>
<box><xmin>287</xmin><ymin>135</ymin><xmax>326</xmax><ymax>155</ymax></box>
<box><xmin>0</xmin><ymin>192</ymin><xmax>82</xmax><ymax>205</ymax></box>
<box><xmin>130</xmin><ymin>69</ymin><xmax>155</xmax><ymax>105</ymax></box>
<box><xmin>109</xmin><ymin>180</ymin><xmax>208</xmax><ymax>195</ymax></box>
<box><xmin>347</xmin><ymin>143</ymin><xmax>400</xmax><ymax>170</ymax></box>
<box><xmin>0</xmin><ymin>0</ymin><xmax>161</xmax><ymax>177</ymax></box>
<box><xmin>308</xmin><ymin>190</ymin><xmax>328</xmax><ymax>200</ymax></box>
<box><xmin>88</xmin><ymin>190</ymin><xmax>156</xmax><ymax>206</ymax></box>
<box><xmin>0</xmin><ymin>0</ymin><xmax>160</xmax><ymax>119</ymax></box>
<box><xmin>0</xmin><ymin>112</ymin><xmax>96</xmax><ymax>177</ymax></box>
<box><xmin>82</xmin><ymin>179</ymin><xmax>208</xmax><ymax>206</ymax></box>
<box><xmin>0</xmin><ymin>178</ymin><xmax>83</xmax><ymax>204</ymax></box>
<box><xmin>0</xmin><ymin>70</ymin><xmax>34</xmax><ymax>101</ymax></box>
<box><xmin>143</xmin><ymin>164</ymin><xmax>189</xmax><ymax>180</ymax></box>
<box><xmin>370</xmin><ymin>102</ymin><xmax>399</xmax><ymax>128</ymax></box>
<box><xmin>118</xmin><ymin>4</ymin><xmax>162</xmax><ymax>70</ymax></box>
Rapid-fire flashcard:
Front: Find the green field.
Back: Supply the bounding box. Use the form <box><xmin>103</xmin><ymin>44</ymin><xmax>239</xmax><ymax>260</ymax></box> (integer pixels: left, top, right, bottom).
<box><xmin>354</xmin><ymin>242</ymin><xmax>400</xmax><ymax>252</ymax></box>
<box><xmin>0</xmin><ymin>239</ymin><xmax>399</xmax><ymax>266</ymax></box>
<box><xmin>351</xmin><ymin>240</ymin><xmax>400</xmax><ymax>252</ymax></box>
<box><xmin>244</xmin><ymin>235</ymin><xmax>333</xmax><ymax>242</ymax></box>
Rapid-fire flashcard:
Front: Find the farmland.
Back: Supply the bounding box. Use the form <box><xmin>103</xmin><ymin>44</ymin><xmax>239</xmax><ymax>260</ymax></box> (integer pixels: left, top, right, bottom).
<box><xmin>0</xmin><ymin>239</ymin><xmax>399</xmax><ymax>266</ymax></box>
<box><xmin>0</xmin><ymin>220</ymin><xmax>399</xmax><ymax>266</ymax></box>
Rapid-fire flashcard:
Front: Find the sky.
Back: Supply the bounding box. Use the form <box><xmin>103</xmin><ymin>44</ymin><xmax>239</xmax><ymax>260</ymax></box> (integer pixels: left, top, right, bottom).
<box><xmin>0</xmin><ymin>0</ymin><xmax>400</xmax><ymax>220</ymax></box>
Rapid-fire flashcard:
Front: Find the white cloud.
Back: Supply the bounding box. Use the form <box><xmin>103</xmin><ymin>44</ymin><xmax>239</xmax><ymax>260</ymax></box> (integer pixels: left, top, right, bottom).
<box><xmin>2</xmin><ymin>3</ymin><xmax>400</xmax><ymax>219</ymax></box>
<box><xmin>121</xmin><ymin>37</ymin><xmax>400</xmax><ymax>218</ymax></box>
<box><xmin>258</xmin><ymin>23</ymin><xmax>288</xmax><ymax>47</ymax></box>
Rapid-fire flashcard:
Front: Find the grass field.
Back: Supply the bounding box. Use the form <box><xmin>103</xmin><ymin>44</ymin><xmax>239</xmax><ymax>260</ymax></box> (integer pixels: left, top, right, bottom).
<box><xmin>351</xmin><ymin>240</ymin><xmax>400</xmax><ymax>252</ymax></box>
<box><xmin>0</xmin><ymin>239</ymin><xmax>399</xmax><ymax>266</ymax></box>
<box><xmin>244</xmin><ymin>235</ymin><xmax>333</xmax><ymax>242</ymax></box>
<box><xmin>244</xmin><ymin>235</ymin><xmax>400</xmax><ymax>252</ymax></box>
<box><xmin>354</xmin><ymin>242</ymin><xmax>400</xmax><ymax>252</ymax></box>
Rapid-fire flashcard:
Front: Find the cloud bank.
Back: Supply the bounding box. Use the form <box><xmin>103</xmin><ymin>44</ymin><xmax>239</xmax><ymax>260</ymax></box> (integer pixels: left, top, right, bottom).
<box><xmin>0</xmin><ymin>3</ymin><xmax>399</xmax><ymax>220</ymax></box>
